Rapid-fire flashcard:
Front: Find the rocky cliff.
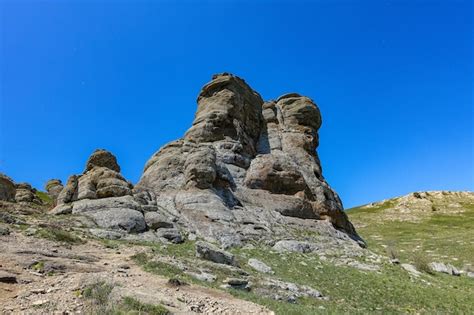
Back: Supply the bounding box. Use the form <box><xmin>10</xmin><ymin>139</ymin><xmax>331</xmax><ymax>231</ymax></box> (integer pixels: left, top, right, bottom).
<box><xmin>136</xmin><ymin>73</ymin><xmax>361</xmax><ymax>246</ymax></box>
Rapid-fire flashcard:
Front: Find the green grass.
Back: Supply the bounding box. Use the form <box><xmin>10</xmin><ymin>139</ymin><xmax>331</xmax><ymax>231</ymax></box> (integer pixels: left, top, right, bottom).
<box><xmin>348</xmin><ymin>202</ymin><xmax>474</xmax><ymax>266</ymax></box>
<box><xmin>36</xmin><ymin>227</ymin><xmax>85</xmax><ymax>244</ymax></box>
<box><xmin>127</xmin><ymin>238</ymin><xmax>474</xmax><ymax>314</ymax></box>
<box><xmin>35</xmin><ymin>191</ymin><xmax>53</xmax><ymax>206</ymax></box>
<box><xmin>82</xmin><ymin>281</ymin><xmax>170</xmax><ymax>315</ymax></box>
<box><xmin>118</xmin><ymin>297</ymin><xmax>170</xmax><ymax>315</ymax></box>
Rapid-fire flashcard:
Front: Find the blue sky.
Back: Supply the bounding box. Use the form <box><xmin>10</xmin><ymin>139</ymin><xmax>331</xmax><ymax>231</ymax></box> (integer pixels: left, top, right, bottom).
<box><xmin>1</xmin><ymin>0</ymin><xmax>472</xmax><ymax>208</ymax></box>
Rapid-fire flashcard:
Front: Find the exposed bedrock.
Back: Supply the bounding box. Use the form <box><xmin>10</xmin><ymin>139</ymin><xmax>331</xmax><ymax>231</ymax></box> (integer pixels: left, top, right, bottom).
<box><xmin>137</xmin><ymin>73</ymin><xmax>362</xmax><ymax>246</ymax></box>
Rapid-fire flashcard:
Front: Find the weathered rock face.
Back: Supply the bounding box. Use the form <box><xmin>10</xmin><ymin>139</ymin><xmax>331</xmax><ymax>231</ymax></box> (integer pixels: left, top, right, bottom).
<box><xmin>14</xmin><ymin>183</ymin><xmax>41</xmax><ymax>204</ymax></box>
<box><xmin>45</xmin><ymin>179</ymin><xmax>63</xmax><ymax>205</ymax></box>
<box><xmin>137</xmin><ymin>73</ymin><xmax>362</xmax><ymax>246</ymax></box>
<box><xmin>51</xmin><ymin>150</ymin><xmax>150</xmax><ymax>233</ymax></box>
<box><xmin>0</xmin><ymin>174</ymin><xmax>16</xmax><ymax>202</ymax></box>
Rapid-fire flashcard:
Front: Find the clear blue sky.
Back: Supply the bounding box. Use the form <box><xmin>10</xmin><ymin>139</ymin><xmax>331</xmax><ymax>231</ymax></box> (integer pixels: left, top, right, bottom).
<box><xmin>1</xmin><ymin>1</ymin><xmax>472</xmax><ymax>208</ymax></box>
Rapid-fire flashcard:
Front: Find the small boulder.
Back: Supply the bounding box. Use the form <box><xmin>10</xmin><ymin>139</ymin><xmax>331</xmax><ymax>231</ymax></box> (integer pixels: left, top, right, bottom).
<box><xmin>156</xmin><ymin>228</ymin><xmax>183</xmax><ymax>244</ymax></box>
<box><xmin>272</xmin><ymin>240</ymin><xmax>315</xmax><ymax>253</ymax></box>
<box><xmin>196</xmin><ymin>241</ymin><xmax>237</xmax><ymax>266</ymax></box>
<box><xmin>85</xmin><ymin>149</ymin><xmax>120</xmax><ymax>173</ymax></box>
<box><xmin>401</xmin><ymin>263</ymin><xmax>421</xmax><ymax>277</ymax></box>
<box><xmin>144</xmin><ymin>212</ymin><xmax>174</xmax><ymax>230</ymax></box>
<box><xmin>248</xmin><ymin>258</ymin><xmax>273</xmax><ymax>274</ymax></box>
<box><xmin>429</xmin><ymin>262</ymin><xmax>461</xmax><ymax>276</ymax></box>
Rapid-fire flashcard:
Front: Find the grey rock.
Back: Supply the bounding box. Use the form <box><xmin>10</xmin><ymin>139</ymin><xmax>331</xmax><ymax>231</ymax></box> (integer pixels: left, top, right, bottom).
<box><xmin>156</xmin><ymin>228</ymin><xmax>183</xmax><ymax>243</ymax></box>
<box><xmin>467</xmin><ymin>272</ymin><xmax>474</xmax><ymax>278</ymax></box>
<box><xmin>248</xmin><ymin>258</ymin><xmax>273</xmax><ymax>274</ymax></box>
<box><xmin>185</xmin><ymin>271</ymin><xmax>216</xmax><ymax>282</ymax></box>
<box><xmin>89</xmin><ymin>228</ymin><xmax>125</xmax><ymax>240</ymax></box>
<box><xmin>135</xmin><ymin>73</ymin><xmax>363</xmax><ymax>247</ymax></box>
<box><xmin>87</xmin><ymin>208</ymin><xmax>146</xmax><ymax>233</ymax></box>
<box><xmin>144</xmin><ymin>212</ymin><xmax>174</xmax><ymax>230</ymax></box>
<box><xmin>196</xmin><ymin>241</ymin><xmax>237</xmax><ymax>266</ymax></box>
<box><xmin>272</xmin><ymin>240</ymin><xmax>315</xmax><ymax>253</ymax></box>
<box><xmin>401</xmin><ymin>263</ymin><xmax>421</xmax><ymax>277</ymax></box>
<box><xmin>85</xmin><ymin>149</ymin><xmax>120</xmax><ymax>173</ymax></box>
<box><xmin>14</xmin><ymin>183</ymin><xmax>41</xmax><ymax>203</ymax></box>
<box><xmin>429</xmin><ymin>262</ymin><xmax>461</xmax><ymax>276</ymax></box>
<box><xmin>45</xmin><ymin>179</ymin><xmax>63</xmax><ymax>204</ymax></box>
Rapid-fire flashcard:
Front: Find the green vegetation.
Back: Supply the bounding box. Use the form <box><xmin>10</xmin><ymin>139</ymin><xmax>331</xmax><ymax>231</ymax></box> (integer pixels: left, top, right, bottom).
<box><xmin>36</xmin><ymin>227</ymin><xmax>85</xmax><ymax>244</ymax></box>
<box><xmin>82</xmin><ymin>281</ymin><xmax>169</xmax><ymax>315</ymax></box>
<box><xmin>348</xmin><ymin>201</ymin><xmax>474</xmax><ymax>266</ymax></box>
<box><xmin>125</xmin><ymin>237</ymin><xmax>474</xmax><ymax>314</ymax></box>
<box><xmin>35</xmin><ymin>191</ymin><xmax>53</xmax><ymax>206</ymax></box>
<box><xmin>119</xmin><ymin>297</ymin><xmax>170</xmax><ymax>315</ymax></box>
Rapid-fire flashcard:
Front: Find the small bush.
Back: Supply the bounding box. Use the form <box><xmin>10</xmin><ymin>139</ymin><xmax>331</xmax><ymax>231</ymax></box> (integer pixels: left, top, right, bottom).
<box><xmin>120</xmin><ymin>296</ymin><xmax>170</xmax><ymax>315</ymax></box>
<box><xmin>413</xmin><ymin>253</ymin><xmax>434</xmax><ymax>275</ymax></box>
<box><xmin>37</xmin><ymin>228</ymin><xmax>84</xmax><ymax>244</ymax></box>
<box><xmin>83</xmin><ymin>281</ymin><xmax>115</xmax><ymax>314</ymax></box>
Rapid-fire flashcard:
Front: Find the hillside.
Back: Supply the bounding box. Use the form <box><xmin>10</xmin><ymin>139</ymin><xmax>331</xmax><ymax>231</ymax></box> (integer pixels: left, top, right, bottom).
<box><xmin>1</xmin><ymin>74</ymin><xmax>473</xmax><ymax>314</ymax></box>
<box><xmin>347</xmin><ymin>191</ymin><xmax>474</xmax><ymax>266</ymax></box>
<box><xmin>1</xmin><ymin>190</ymin><xmax>473</xmax><ymax>314</ymax></box>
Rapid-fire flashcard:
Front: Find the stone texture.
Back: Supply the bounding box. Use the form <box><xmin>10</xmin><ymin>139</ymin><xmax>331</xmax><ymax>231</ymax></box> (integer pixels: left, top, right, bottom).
<box><xmin>429</xmin><ymin>262</ymin><xmax>461</xmax><ymax>276</ymax></box>
<box><xmin>272</xmin><ymin>240</ymin><xmax>315</xmax><ymax>253</ymax></box>
<box><xmin>14</xmin><ymin>183</ymin><xmax>41</xmax><ymax>204</ymax></box>
<box><xmin>45</xmin><ymin>179</ymin><xmax>63</xmax><ymax>204</ymax></box>
<box><xmin>196</xmin><ymin>241</ymin><xmax>237</xmax><ymax>266</ymax></box>
<box><xmin>248</xmin><ymin>258</ymin><xmax>273</xmax><ymax>274</ymax></box>
<box><xmin>136</xmin><ymin>73</ymin><xmax>363</xmax><ymax>247</ymax></box>
<box><xmin>85</xmin><ymin>149</ymin><xmax>120</xmax><ymax>173</ymax></box>
<box><xmin>0</xmin><ymin>173</ymin><xmax>16</xmax><ymax>202</ymax></box>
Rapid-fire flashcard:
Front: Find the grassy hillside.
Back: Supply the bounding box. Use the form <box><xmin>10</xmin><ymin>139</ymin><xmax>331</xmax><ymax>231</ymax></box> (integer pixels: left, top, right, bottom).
<box><xmin>347</xmin><ymin>191</ymin><xmax>474</xmax><ymax>266</ymax></box>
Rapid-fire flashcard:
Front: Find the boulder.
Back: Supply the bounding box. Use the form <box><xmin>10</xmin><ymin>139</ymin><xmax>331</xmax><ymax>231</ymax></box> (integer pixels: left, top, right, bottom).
<box><xmin>196</xmin><ymin>241</ymin><xmax>237</xmax><ymax>266</ymax></box>
<box><xmin>144</xmin><ymin>211</ymin><xmax>174</xmax><ymax>230</ymax></box>
<box><xmin>429</xmin><ymin>262</ymin><xmax>461</xmax><ymax>276</ymax></box>
<box><xmin>272</xmin><ymin>240</ymin><xmax>315</xmax><ymax>253</ymax></box>
<box><xmin>14</xmin><ymin>183</ymin><xmax>41</xmax><ymax>203</ymax></box>
<box><xmin>85</xmin><ymin>149</ymin><xmax>120</xmax><ymax>173</ymax></box>
<box><xmin>248</xmin><ymin>258</ymin><xmax>273</xmax><ymax>274</ymax></box>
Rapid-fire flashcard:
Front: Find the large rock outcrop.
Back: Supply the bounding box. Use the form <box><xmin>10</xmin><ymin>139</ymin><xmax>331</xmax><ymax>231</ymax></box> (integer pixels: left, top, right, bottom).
<box><xmin>51</xmin><ymin>150</ymin><xmax>151</xmax><ymax>233</ymax></box>
<box><xmin>0</xmin><ymin>173</ymin><xmax>41</xmax><ymax>204</ymax></box>
<box><xmin>136</xmin><ymin>73</ymin><xmax>362</xmax><ymax>246</ymax></box>
<box><xmin>50</xmin><ymin>74</ymin><xmax>362</xmax><ymax>248</ymax></box>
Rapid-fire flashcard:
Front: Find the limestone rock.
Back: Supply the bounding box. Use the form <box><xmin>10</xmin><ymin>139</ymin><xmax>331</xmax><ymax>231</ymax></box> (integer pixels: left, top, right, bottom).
<box><xmin>136</xmin><ymin>73</ymin><xmax>363</xmax><ymax>247</ymax></box>
<box><xmin>85</xmin><ymin>149</ymin><xmax>120</xmax><ymax>172</ymax></box>
<box><xmin>144</xmin><ymin>212</ymin><xmax>174</xmax><ymax>230</ymax></box>
<box><xmin>272</xmin><ymin>240</ymin><xmax>315</xmax><ymax>253</ymax></box>
<box><xmin>45</xmin><ymin>179</ymin><xmax>63</xmax><ymax>204</ymax></box>
<box><xmin>248</xmin><ymin>258</ymin><xmax>273</xmax><ymax>274</ymax></box>
<box><xmin>429</xmin><ymin>262</ymin><xmax>461</xmax><ymax>276</ymax></box>
<box><xmin>0</xmin><ymin>173</ymin><xmax>16</xmax><ymax>201</ymax></box>
<box><xmin>51</xmin><ymin>150</ymin><xmax>147</xmax><ymax>234</ymax></box>
<box><xmin>196</xmin><ymin>241</ymin><xmax>237</xmax><ymax>266</ymax></box>
<box><xmin>14</xmin><ymin>183</ymin><xmax>41</xmax><ymax>203</ymax></box>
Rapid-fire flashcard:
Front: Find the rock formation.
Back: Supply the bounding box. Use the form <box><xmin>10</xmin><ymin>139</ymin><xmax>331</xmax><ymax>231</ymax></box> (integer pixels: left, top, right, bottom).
<box><xmin>0</xmin><ymin>173</ymin><xmax>41</xmax><ymax>204</ymax></box>
<box><xmin>51</xmin><ymin>74</ymin><xmax>363</xmax><ymax>247</ymax></box>
<box><xmin>136</xmin><ymin>73</ymin><xmax>361</xmax><ymax>246</ymax></box>
<box><xmin>45</xmin><ymin>179</ymin><xmax>63</xmax><ymax>205</ymax></box>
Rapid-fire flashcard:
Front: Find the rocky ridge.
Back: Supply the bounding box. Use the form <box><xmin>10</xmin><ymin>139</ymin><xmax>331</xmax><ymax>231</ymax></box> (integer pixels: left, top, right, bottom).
<box><xmin>44</xmin><ymin>73</ymin><xmax>363</xmax><ymax>249</ymax></box>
